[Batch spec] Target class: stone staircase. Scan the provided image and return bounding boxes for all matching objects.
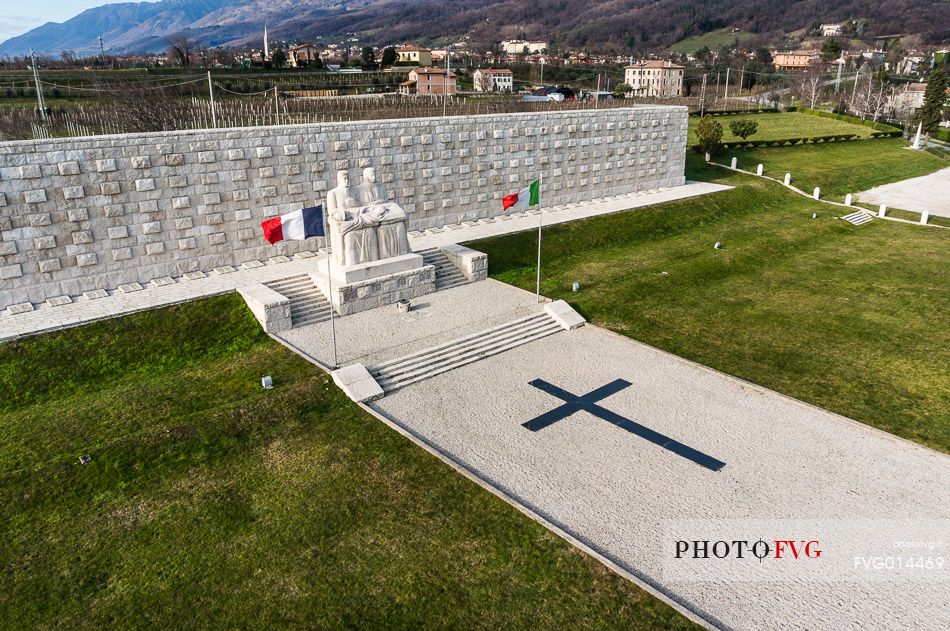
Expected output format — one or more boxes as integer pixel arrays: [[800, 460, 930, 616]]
[[841, 210, 873, 226], [264, 275, 333, 327], [368, 312, 562, 393], [417, 247, 470, 290]]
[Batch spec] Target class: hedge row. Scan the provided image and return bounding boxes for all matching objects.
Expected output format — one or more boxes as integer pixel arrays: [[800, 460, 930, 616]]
[[694, 134, 864, 151], [934, 128, 950, 143], [800, 108, 902, 133], [689, 108, 780, 117]]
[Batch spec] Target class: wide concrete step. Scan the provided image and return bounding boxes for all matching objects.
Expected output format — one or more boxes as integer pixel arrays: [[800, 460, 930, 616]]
[[417, 247, 471, 291], [369, 312, 561, 392], [265, 274, 334, 328], [376, 320, 559, 385]]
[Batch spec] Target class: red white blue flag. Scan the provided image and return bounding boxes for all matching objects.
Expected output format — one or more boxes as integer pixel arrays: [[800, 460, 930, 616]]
[[261, 205, 325, 244]]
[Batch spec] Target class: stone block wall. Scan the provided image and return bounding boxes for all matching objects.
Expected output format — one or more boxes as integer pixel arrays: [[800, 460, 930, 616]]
[[0, 106, 687, 309]]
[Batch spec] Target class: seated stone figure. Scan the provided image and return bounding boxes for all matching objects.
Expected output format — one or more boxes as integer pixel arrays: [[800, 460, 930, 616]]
[[326, 169, 364, 264], [332, 208, 380, 266], [356, 167, 385, 205], [368, 204, 410, 259]]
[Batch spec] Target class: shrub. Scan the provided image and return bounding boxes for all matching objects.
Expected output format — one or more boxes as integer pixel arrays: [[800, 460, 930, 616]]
[[728, 119, 759, 140], [696, 115, 724, 155]]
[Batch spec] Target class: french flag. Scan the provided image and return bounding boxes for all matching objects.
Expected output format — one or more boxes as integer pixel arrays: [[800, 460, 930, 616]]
[[261, 205, 325, 244]]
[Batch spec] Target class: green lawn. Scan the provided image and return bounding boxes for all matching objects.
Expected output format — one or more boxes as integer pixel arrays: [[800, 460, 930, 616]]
[[669, 29, 756, 54], [470, 156, 950, 454], [687, 112, 875, 145], [0, 294, 693, 629], [724, 138, 947, 200]]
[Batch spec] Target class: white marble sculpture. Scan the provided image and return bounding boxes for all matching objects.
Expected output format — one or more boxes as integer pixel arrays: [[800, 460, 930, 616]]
[[327, 165, 410, 266]]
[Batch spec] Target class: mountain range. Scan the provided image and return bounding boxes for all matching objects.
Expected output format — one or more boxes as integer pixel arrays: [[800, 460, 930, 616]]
[[1, 0, 947, 58]]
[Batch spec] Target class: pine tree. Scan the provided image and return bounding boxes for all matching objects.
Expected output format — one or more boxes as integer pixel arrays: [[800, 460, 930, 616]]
[[917, 70, 948, 135]]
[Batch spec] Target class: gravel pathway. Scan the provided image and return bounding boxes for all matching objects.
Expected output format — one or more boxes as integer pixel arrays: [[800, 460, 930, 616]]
[[856, 167, 950, 216], [369, 283, 950, 630]]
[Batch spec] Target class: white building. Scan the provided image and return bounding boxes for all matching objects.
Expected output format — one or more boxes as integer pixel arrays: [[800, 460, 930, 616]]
[[887, 82, 928, 118], [501, 40, 547, 55], [820, 23, 844, 37], [623, 60, 685, 97], [473, 68, 513, 92]]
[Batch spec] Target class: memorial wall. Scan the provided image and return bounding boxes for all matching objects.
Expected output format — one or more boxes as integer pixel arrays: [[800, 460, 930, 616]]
[[0, 106, 687, 309]]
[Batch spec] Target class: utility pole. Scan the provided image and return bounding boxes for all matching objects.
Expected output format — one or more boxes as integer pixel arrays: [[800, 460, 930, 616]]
[[699, 73, 707, 116], [715, 72, 720, 102], [443, 47, 450, 116], [738, 65, 745, 96], [98, 35, 106, 67], [850, 65, 861, 108], [834, 57, 843, 94], [724, 67, 730, 99], [595, 73, 601, 104], [539, 57, 545, 86], [30, 49, 47, 122], [207, 71, 217, 128]]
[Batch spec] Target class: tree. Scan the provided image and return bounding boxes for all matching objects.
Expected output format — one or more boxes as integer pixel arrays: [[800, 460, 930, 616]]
[[361, 46, 375, 68], [475, 71, 494, 92], [853, 72, 892, 121], [696, 115, 723, 155], [381, 46, 397, 67], [167, 35, 199, 68], [796, 66, 825, 109], [820, 39, 842, 62], [271, 47, 287, 69], [917, 70, 949, 135], [728, 119, 758, 140]]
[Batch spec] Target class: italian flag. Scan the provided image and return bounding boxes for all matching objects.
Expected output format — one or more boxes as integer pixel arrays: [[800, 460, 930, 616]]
[[261, 205, 325, 244], [502, 178, 540, 211]]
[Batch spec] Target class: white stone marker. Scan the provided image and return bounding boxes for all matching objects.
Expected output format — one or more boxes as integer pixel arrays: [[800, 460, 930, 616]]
[[845, 193, 853, 206], [813, 187, 821, 200], [756, 164, 764, 176], [730, 157, 738, 169], [911, 122, 922, 149], [705, 152, 711, 162], [783, 172, 791, 186], [878, 204, 887, 217], [920, 211, 929, 225]]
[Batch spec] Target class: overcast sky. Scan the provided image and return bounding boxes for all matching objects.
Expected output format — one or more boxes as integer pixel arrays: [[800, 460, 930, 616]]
[[0, 1, 140, 42]]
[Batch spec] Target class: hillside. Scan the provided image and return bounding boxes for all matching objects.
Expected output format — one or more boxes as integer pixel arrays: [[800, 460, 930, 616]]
[[1, 0, 947, 57]]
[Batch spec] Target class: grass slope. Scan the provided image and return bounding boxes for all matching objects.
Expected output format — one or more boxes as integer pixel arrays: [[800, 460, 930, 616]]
[[470, 157, 950, 453], [0, 294, 693, 629], [725, 138, 947, 200], [687, 112, 875, 145]]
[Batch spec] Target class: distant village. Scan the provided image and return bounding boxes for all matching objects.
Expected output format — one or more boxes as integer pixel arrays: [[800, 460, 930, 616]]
[[2, 19, 948, 127]]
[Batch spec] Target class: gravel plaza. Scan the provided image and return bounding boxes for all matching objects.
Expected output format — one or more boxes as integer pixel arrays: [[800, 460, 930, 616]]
[[279, 276, 950, 631]]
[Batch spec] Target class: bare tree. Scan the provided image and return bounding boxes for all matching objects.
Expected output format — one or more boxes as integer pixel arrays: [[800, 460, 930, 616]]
[[474, 71, 494, 92], [167, 35, 199, 68], [796, 65, 825, 109], [853, 73, 892, 121]]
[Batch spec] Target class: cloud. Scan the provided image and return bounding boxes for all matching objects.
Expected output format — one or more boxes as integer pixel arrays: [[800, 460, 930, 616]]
[[0, 15, 46, 43]]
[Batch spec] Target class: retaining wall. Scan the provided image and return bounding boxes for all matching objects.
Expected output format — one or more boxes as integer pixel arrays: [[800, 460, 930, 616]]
[[0, 106, 687, 309]]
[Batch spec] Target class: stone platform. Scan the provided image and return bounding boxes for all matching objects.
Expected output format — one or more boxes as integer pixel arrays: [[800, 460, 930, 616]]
[[310, 253, 435, 316]]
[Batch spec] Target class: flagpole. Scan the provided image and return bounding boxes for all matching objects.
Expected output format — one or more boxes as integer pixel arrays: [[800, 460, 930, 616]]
[[323, 208, 338, 368], [535, 172, 543, 303]]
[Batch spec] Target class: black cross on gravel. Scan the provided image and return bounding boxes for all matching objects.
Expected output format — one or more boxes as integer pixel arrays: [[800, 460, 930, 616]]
[[523, 379, 726, 472]]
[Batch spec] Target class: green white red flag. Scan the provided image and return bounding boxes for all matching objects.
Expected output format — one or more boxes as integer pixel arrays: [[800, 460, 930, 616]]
[[502, 178, 540, 211]]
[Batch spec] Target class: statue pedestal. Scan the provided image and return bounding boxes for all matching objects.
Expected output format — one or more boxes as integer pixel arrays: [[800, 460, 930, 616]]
[[311, 252, 436, 315]]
